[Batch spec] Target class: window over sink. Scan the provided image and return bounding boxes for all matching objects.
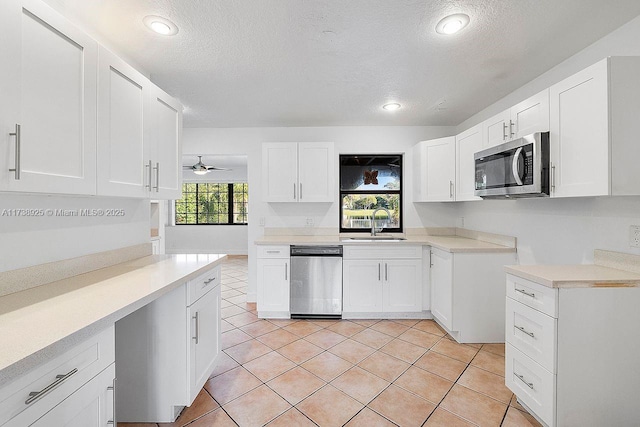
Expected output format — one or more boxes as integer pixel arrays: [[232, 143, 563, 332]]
[[339, 154, 402, 233]]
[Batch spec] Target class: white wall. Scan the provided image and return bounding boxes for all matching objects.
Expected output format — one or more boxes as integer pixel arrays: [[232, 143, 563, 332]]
[[181, 125, 457, 301], [0, 193, 149, 273], [451, 14, 640, 264]]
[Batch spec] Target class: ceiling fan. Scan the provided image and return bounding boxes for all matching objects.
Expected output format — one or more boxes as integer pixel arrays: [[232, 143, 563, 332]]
[[183, 156, 231, 175]]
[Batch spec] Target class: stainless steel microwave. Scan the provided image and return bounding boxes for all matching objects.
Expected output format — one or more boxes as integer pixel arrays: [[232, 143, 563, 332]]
[[474, 132, 550, 198]]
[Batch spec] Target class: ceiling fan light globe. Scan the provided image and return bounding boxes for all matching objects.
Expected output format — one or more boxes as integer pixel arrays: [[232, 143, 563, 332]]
[[193, 169, 209, 175]]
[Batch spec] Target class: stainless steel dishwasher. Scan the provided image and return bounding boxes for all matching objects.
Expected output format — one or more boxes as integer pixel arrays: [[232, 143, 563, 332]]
[[290, 245, 343, 319]]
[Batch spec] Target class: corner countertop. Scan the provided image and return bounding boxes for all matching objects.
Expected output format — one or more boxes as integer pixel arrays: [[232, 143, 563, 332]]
[[255, 234, 516, 253], [0, 253, 226, 387], [505, 250, 640, 288]]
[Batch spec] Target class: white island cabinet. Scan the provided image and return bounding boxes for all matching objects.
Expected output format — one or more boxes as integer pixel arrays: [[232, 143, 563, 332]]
[[0, 327, 115, 427], [504, 266, 640, 427], [115, 265, 221, 423]]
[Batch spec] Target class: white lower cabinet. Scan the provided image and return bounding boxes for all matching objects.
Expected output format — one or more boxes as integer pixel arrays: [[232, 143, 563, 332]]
[[257, 246, 290, 317], [343, 245, 422, 316], [115, 265, 221, 423], [30, 364, 115, 427], [505, 273, 640, 426], [430, 248, 517, 343], [0, 326, 115, 427]]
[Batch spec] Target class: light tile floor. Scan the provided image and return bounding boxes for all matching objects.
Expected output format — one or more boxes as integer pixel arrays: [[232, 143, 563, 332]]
[[120, 256, 541, 427]]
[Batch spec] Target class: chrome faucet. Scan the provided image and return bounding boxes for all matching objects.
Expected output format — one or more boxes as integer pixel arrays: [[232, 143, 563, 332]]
[[371, 207, 391, 236]]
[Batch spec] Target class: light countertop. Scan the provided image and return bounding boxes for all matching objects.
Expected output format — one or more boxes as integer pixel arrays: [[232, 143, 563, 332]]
[[505, 263, 640, 288], [255, 234, 516, 253], [0, 253, 226, 386]]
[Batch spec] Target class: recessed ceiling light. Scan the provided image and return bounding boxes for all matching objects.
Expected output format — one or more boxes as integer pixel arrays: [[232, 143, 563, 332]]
[[143, 15, 179, 36], [382, 103, 401, 111], [436, 13, 470, 35]]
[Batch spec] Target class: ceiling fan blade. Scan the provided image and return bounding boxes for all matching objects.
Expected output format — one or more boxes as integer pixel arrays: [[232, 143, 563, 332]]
[[205, 166, 232, 171]]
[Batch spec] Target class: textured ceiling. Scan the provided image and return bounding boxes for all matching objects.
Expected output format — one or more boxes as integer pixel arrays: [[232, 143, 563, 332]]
[[55, 0, 640, 127]]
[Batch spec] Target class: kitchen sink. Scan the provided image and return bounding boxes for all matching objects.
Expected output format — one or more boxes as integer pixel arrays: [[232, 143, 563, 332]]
[[340, 237, 407, 242]]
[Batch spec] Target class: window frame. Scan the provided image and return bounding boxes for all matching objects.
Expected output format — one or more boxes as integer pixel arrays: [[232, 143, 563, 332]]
[[339, 154, 403, 233], [175, 182, 248, 225]]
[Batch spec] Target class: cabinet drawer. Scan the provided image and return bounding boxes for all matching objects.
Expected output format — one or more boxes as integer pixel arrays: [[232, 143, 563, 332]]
[[188, 265, 221, 305], [0, 326, 115, 426], [506, 274, 558, 318], [257, 245, 290, 258], [506, 297, 557, 373], [505, 343, 556, 427], [344, 245, 421, 260]]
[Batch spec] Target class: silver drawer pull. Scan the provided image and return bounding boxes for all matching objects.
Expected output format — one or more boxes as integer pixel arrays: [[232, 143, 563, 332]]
[[204, 277, 216, 285], [193, 312, 199, 344], [9, 124, 21, 180], [266, 250, 280, 254], [515, 288, 535, 298], [25, 368, 78, 405], [515, 325, 535, 338], [515, 372, 534, 390]]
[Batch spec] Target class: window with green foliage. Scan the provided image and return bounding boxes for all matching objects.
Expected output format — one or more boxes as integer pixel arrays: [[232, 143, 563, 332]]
[[340, 155, 402, 232], [175, 183, 248, 225]]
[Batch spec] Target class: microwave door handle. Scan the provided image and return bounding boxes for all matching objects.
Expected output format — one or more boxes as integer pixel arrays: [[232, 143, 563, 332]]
[[512, 147, 524, 186]]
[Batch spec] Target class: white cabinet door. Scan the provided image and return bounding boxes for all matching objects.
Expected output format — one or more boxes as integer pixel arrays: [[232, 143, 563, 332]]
[[189, 284, 220, 402], [550, 59, 609, 198], [482, 109, 511, 148], [455, 125, 482, 201], [1, 0, 97, 195], [424, 137, 456, 202], [343, 260, 383, 312], [97, 46, 150, 197], [257, 258, 290, 313], [30, 364, 114, 427], [262, 143, 298, 202], [298, 142, 334, 202], [430, 248, 453, 331], [149, 84, 182, 200], [512, 89, 549, 138], [383, 259, 422, 312]]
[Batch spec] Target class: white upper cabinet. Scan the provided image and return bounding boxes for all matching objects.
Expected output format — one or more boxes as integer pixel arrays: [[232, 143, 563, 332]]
[[0, 0, 97, 195], [149, 84, 183, 200], [262, 142, 334, 203], [549, 57, 640, 198], [482, 89, 549, 148], [413, 136, 456, 202], [97, 46, 150, 198], [455, 124, 482, 201]]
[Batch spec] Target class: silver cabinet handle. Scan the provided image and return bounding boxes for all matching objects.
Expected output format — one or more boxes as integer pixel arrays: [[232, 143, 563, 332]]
[[515, 372, 534, 390], [551, 163, 556, 192], [509, 120, 516, 137], [515, 288, 535, 298], [145, 160, 152, 190], [285, 262, 288, 280], [192, 312, 199, 344], [9, 124, 21, 180], [153, 162, 160, 192], [430, 251, 433, 267], [502, 122, 508, 140], [449, 181, 454, 198], [385, 263, 388, 281], [515, 325, 535, 338], [107, 377, 116, 425], [266, 250, 280, 254], [293, 183, 296, 200], [300, 183, 302, 200], [378, 263, 381, 281], [25, 368, 78, 405], [204, 277, 216, 285]]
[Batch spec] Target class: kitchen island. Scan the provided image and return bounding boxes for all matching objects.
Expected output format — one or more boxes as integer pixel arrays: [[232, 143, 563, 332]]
[[0, 248, 226, 425]]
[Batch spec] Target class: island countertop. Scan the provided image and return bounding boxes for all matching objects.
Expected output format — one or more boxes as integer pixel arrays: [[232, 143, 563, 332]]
[[0, 253, 226, 387]]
